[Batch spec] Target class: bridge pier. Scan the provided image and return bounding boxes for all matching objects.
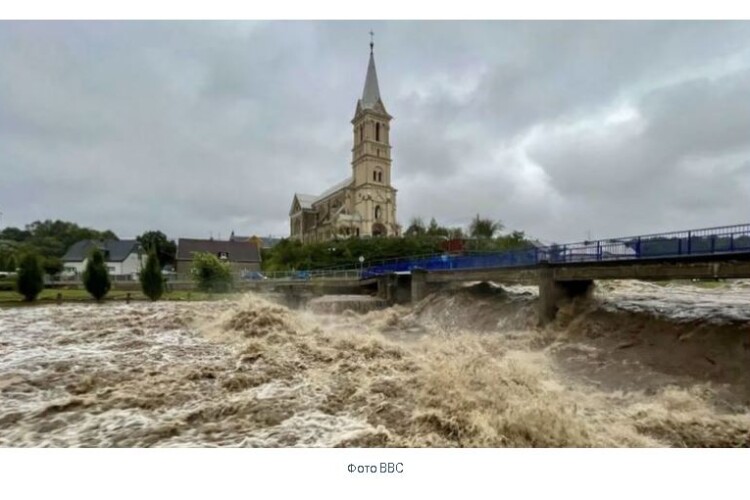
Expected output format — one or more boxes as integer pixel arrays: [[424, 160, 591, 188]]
[[411, 268, 428, 303], [278, 286, 311, 309], [538, 265, 593, 325], [376, 274, 392, 303], [376, 273, 410, 305]]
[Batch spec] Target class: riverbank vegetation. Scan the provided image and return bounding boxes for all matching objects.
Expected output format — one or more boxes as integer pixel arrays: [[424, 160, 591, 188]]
[[0, 288, 236, 307], [263, 215, 533, 271]]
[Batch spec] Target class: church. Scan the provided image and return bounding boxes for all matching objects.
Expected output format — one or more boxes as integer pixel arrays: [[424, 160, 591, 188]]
[[289, 40, 399, 242]]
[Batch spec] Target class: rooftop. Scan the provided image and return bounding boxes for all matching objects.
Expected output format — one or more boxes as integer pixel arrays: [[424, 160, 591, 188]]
[[176, 238, 261, 263], [62, 239, 140, 263]]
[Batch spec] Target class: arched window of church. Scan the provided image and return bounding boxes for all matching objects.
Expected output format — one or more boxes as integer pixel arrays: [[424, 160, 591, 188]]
[[376, 123, 380, 142], [375, 205, 381, 220], [378, 172, 383, 182], [359, 125, 363, 142], [373, 171, 377, 181]]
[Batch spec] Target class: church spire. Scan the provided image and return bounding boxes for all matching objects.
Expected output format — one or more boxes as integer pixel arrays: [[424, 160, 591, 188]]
[[361, 34, 382, 110]]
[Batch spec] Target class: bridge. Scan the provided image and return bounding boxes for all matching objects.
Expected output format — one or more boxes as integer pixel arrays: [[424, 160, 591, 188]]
[[252, 223, 750, 323]]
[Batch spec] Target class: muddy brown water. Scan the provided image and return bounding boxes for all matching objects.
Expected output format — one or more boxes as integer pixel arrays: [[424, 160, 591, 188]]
[[0, 281, 749, 447]]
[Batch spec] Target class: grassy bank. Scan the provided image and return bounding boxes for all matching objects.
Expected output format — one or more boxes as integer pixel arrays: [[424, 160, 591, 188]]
[[0, 288, 243, 307]]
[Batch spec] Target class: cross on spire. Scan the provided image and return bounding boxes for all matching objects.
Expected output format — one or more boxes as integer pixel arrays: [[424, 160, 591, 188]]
[[369, 30, 374, 53]]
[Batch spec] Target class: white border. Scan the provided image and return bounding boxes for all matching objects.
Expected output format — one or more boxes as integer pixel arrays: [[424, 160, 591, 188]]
[[2, 448, 749, 499], [2, 0, 750, 20], [2, 8, 749, 500]]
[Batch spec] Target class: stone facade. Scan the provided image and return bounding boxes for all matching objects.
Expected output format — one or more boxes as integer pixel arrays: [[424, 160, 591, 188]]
[[289, 44, 399, 243]]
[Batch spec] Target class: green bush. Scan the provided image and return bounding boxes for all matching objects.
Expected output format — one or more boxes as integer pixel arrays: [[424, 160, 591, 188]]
[[0, 279, 15, 292], [83, 248, 111, 301], [16, 252, 44, 301], [191, 252, 233, 293], [262, 230, 534, 272], [139, 250, 164, 301], [263, 235, 445, 272], [43, 256, 64, 277], [0, 245, 18, 272]]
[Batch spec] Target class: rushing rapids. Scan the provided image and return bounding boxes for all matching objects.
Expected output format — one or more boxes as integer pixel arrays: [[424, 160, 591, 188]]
[[0, 280, 749, 447]]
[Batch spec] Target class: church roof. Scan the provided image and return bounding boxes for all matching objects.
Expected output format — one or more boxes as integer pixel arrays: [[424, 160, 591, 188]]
[[295, 194, 318, 209], [290, 177, 353, 216], [315, 176, 352, 202]]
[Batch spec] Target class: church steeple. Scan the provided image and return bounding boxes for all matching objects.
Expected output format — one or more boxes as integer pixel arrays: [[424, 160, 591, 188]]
[[356, 34, 389, 116], [351, 35, 393, 192], [289, 34, 399, 243], [361, 46, 382, 109]]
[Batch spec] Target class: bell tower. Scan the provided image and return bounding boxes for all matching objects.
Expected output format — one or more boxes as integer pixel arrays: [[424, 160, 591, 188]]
[[350, 35, 398, 237]]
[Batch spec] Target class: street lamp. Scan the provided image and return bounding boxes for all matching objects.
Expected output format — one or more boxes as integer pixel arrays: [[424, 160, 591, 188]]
[[358, 255, 365, 277]]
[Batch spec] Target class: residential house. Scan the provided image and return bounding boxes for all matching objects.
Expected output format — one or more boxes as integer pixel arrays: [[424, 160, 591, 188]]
[[176, 238, 262, 278], [62, 240, 143, 277]]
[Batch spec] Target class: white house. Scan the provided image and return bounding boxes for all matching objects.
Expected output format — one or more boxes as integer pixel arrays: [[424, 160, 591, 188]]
[[62, 240, 143, 277]]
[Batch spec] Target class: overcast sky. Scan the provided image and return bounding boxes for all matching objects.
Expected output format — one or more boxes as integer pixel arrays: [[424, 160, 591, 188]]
[[1, 21, 750, 243]]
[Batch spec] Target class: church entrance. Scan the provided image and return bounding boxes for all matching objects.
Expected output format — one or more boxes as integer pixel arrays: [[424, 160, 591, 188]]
[[372, 223, 386, 237]]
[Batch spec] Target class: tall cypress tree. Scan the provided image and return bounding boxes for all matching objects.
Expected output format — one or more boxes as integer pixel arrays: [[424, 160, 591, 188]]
[[83, 247, 111, 302], [16, 252, 44, 302], [139, 250, 164, 301]]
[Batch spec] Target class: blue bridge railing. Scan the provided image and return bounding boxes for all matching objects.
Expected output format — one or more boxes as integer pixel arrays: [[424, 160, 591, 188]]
[[360, 223, 750, 279]]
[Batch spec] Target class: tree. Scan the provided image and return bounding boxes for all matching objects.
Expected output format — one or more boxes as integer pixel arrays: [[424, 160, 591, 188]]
[[0, 242, 19, 272], [139, 250, 164, 301], [449, 227, 465, 239], [137, 230, 177, 269], [2, 220, 118, 262], [262, 235, 446, 272], [191, 252, 233, 293], [25, 219, 118, 258], [83, 248, 111, 301], [469, 214, 504, 239], [16, 252, 44, 302], [42, 256, 64, 277], [0, 227, 31, 242], [425, 217, 453, 238], [404, 217, 426, 236]]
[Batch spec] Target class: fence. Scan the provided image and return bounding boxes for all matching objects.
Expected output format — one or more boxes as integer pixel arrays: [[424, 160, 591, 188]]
[[237, 269, 363, 282], [359, 223, 750, 278]]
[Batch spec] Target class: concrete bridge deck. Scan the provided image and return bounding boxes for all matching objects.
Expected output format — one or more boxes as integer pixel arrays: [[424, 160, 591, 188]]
[[354, 223, 750, 323], [388, 253, 750, 323]]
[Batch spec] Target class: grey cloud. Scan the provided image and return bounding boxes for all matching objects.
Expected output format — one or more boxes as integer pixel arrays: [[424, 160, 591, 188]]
[[525, 66, 750, 239], [1, 21, 750, 243]]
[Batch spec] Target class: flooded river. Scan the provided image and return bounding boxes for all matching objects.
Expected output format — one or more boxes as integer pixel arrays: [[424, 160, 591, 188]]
[[1, 280, 749, 447]]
